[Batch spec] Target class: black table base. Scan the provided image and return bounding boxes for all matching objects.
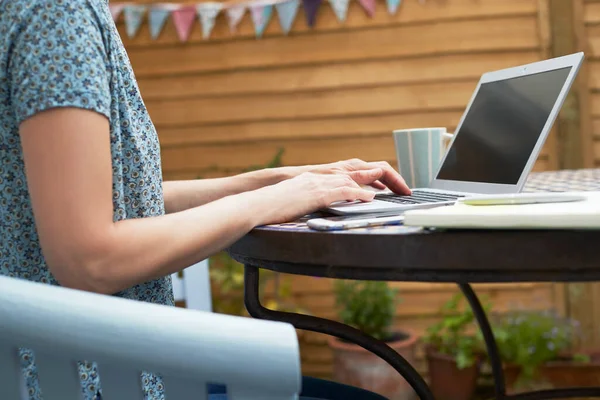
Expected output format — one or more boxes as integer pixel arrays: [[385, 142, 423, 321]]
[[244, 264, 600, 400]]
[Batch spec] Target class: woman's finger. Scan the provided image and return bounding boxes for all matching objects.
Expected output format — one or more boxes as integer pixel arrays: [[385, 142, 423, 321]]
[[368, 162, 411, 195], [328, 186, 376, 204], [368, 180, 386, 190], [347, 168, 385, 185]]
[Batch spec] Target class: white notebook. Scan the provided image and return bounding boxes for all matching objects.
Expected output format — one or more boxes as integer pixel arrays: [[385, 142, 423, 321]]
[[403, 191, 600, 230]]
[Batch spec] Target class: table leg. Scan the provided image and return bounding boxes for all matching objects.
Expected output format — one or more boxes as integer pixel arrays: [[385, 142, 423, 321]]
[[459, 283, 600, 400], [244, 264, 435, 400]]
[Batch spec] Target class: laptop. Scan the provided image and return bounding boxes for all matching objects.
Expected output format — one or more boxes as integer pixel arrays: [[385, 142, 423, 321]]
[[326, 52, 585, 215]]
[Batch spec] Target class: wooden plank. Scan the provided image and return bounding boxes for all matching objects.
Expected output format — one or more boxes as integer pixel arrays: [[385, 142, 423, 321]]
[[148, 80, 477, 125], [538, 0, 552, 55], [162, 154, 552, 179], [270, 275, 551, 295], [161, 136, 399, 171], [573, 0, 595, 168], [163, 169, 239, 181], [549, 0, 588, 169], [119, 0, 538, 46], [565, 283, 596, 349], [537, 0, 559, 170], [157, 111, 463, 146], [556, 0, 597, 348], [587, 92, 600, 116], [587, 61, 600, 89], [592, 283, 600, 348], [289, 286, 554, 319], [584, 26, 600, 58], [584, 2, 600, 24], [591, 118, 600, 136], [127, 17, 540, 76], [533, 156, 551, 172], [160, 133, 553, 173], [138, 51, 540, 100]]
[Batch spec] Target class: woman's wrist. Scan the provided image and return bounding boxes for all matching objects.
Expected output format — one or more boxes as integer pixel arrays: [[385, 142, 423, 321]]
[[234, 166, 305, 189]]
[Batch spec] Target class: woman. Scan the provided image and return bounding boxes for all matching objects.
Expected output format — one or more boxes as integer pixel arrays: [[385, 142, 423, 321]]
[[0, 1, 410, 399]]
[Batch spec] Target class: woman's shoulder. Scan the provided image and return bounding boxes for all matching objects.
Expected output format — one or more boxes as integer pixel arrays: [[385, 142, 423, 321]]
[[1, 0, 111, 31]]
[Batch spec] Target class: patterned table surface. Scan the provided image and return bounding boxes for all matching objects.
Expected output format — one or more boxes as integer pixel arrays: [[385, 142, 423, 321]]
[[260, 168, 600, 235]]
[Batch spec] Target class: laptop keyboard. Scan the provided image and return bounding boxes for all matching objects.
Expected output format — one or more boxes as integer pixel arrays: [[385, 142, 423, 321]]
[[375, 190, 465, 205]]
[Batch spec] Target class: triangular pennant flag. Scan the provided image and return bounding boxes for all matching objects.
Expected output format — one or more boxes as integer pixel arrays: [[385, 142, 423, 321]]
[[250, 4, 273, 38], [302, 0, 322, 27], [226, 5, 246, 33], [123, 4, 147, 38], [276, 0, 300, 35], [171, 6, 197, 42], [109, 3, 126, 22], [148, 7, 171, 39], [328, 0, 349, 22], [358, 0, 376, 17], [386, 0, 401, 14], [197, 2, 224, 40]]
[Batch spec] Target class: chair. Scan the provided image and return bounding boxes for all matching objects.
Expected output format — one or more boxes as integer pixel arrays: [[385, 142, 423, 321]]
[[171, 259, 213, 311], [0, 275, 302, 400]]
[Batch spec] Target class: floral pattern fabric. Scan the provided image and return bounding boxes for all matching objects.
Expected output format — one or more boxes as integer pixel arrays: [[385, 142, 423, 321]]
[[0, 0, 174, 399]]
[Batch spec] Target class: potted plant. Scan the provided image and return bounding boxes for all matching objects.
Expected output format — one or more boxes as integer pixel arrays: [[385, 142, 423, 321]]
[[329, 280, 418, 400], [490, 310, 600, 392], [423, 293, 487, 400]]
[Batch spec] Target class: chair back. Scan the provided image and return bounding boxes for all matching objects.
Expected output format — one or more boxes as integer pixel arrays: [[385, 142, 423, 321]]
[[0, 275, 301, 400]]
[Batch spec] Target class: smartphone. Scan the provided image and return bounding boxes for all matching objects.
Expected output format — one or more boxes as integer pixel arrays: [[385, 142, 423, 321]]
[[307, 213, 405, 231], [458, 192, 587, 206]]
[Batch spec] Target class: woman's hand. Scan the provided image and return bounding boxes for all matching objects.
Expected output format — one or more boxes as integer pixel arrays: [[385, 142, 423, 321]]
[[245, 169, 388, 225], [305, 158, 411, 195]]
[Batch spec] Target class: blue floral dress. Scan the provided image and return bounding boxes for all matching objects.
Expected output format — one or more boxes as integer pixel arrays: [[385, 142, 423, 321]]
[[0, 1, 174, 398]]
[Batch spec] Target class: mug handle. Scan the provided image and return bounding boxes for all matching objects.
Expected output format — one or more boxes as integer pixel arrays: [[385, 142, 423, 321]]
[[442, 131, 454, 147]]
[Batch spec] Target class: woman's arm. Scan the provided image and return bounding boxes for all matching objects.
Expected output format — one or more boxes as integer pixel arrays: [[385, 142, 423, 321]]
[[20, 108, 379, 295], [163, 159, 410, 213], [162, 167, 303, 213]]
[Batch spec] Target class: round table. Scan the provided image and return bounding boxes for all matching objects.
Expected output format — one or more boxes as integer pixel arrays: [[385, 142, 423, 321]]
[[228, 168, 600, 400]]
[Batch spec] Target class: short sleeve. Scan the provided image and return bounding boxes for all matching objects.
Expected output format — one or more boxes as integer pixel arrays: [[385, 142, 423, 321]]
[[9, 0, 111, 125]]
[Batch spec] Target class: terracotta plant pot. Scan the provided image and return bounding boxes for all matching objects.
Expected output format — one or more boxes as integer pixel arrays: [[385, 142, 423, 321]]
[[502, 364, 522, 393], [425, 347, 480, 400], [328, 330, 419, 400], [541, 353, 600, 387], [503, 350, 600, 393]]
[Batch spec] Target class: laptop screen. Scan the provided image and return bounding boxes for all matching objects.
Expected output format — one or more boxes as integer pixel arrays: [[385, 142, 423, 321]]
[[435, 67, 572, 184]]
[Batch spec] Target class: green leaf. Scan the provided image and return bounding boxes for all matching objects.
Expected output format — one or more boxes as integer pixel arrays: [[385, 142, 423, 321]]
[[455, 351, 473, 369], [333, 280, 399, 338]]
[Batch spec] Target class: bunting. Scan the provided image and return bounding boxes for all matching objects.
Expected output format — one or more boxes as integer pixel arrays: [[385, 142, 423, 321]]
[[110, 3, 126, 22], [250, 3, 273, 38], [148, 5, 173, 39], [328, 0, 349, 23], [358, 0, 376, 17], [108, 0, 419, 41], [302, 0, 322, 27], [172, 6, 197, 42], [276, 0, 300, 35], [226, 5, 246, 33], [386, 0, 402, 15], [197, 2, 224, 39], [123, 4, 147, 38]]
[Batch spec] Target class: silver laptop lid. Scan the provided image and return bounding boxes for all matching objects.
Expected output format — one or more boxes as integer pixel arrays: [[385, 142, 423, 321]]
[[430, 52, 584, 195]]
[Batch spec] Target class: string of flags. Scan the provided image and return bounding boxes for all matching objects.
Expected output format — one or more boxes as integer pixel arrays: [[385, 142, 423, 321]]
[[109, 0, 423, 41]]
